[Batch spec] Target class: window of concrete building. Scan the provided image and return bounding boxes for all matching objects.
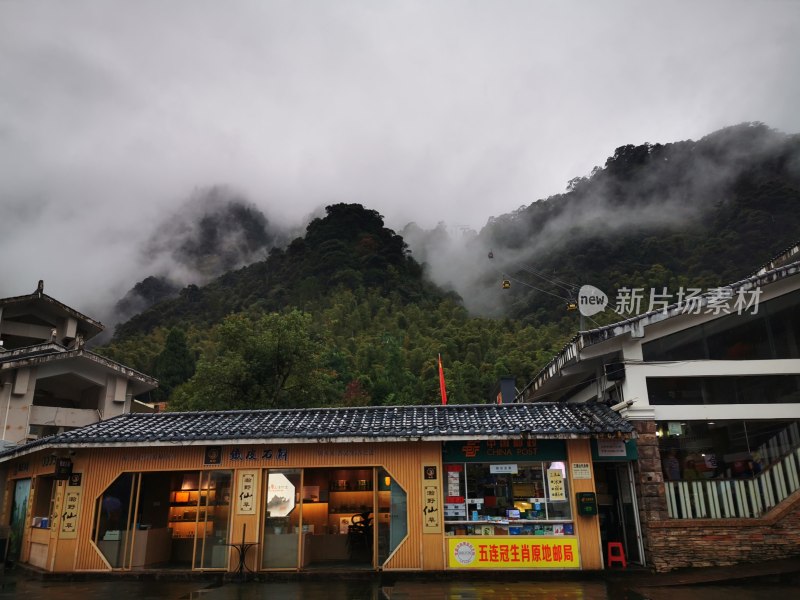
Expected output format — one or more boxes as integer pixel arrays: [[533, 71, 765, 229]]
[[656, 419, 799, 482], [642, 289, 800, 362], [647, 375, 800, 405]]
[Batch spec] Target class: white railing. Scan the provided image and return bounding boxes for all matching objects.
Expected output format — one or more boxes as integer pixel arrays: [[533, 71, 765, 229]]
[[758, 422, 800, 465], [666, 446, 800, 519]]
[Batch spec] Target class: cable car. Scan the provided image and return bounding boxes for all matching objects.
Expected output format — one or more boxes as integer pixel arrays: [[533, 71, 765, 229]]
[[488, 250, 494, 259], [502, 279, 511, 289], [566, 301, 578, 311]]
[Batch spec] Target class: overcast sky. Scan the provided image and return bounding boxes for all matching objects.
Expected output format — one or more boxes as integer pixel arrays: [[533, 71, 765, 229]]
[[2, 0, 799, 314]]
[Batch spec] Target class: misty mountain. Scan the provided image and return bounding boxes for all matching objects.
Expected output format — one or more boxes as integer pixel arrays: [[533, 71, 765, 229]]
[[407, 122, 800, 322], [100, 123, 800, 409], [111, 203, 447, 340], [111, 186, 293, 324]]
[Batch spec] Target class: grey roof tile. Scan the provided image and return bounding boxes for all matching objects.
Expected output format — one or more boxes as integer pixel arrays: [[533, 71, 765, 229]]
[[0, 403, 634, 460]]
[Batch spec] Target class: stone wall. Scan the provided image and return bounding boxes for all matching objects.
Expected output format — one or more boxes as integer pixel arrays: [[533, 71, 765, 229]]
[[630, 420, 667, 565], [631, 419, 800, 572], [645, 490, 800, 571]]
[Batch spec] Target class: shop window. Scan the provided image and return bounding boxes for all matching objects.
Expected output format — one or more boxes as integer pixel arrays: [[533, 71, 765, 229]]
[[30, 476, 56, 529], [443, 462, 572, 537], [656, 419, 799, 481]]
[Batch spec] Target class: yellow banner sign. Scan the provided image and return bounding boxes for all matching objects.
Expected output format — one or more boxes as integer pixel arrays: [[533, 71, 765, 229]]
[[447, 537, 580, 569]]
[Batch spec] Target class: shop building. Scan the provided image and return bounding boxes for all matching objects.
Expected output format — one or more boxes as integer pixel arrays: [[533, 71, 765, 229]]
[[0, 403, 633, 574], [522, 246, 800, 571]]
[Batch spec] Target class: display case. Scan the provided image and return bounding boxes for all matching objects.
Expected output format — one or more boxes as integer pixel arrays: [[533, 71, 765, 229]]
[[443, 461, 573, 537], [168, 474, 229, 540]]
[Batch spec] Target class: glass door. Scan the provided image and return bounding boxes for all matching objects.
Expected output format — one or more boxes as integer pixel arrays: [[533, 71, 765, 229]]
[[615, 463, 644, 566], [192, 470, 232, 569], [261, 468, 302, 569], [94, 473, 138, 568], [376, 468, 407, 566]]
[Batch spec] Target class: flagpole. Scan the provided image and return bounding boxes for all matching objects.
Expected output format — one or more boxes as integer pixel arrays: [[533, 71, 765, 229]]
[[438, 353, 448, 405]]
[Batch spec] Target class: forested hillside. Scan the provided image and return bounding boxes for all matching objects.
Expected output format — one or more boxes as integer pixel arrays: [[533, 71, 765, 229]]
[[101, 123, 800, 410], [474, 123, 800, 322], [102, 204, 565, 408]]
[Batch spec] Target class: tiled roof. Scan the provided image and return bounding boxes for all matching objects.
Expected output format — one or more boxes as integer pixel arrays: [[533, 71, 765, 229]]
[[0, 290, 104, 339], [0, 403, 634, 460]]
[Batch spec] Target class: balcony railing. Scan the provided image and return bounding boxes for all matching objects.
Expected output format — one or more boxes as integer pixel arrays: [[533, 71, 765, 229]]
[[666, 447, 800, 519], [28, 405, 100, 429]]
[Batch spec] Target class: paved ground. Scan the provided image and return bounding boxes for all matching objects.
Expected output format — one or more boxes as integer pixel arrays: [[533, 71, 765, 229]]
[[0, 558, 797, 599]]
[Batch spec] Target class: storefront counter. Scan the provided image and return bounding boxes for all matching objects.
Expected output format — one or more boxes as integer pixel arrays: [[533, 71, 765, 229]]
[[130, 527, 172, 567], [28, 526, 51, 569], [305, 533, 349, 563]]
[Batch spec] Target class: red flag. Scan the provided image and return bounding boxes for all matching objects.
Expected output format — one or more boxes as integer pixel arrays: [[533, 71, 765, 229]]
[[438, 354, 448, 405]]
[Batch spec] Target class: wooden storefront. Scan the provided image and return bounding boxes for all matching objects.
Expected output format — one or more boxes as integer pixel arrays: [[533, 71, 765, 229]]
[[0, 404, 634, 574]]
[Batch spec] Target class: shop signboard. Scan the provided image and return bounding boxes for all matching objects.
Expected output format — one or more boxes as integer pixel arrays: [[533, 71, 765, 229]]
[[489, 464, 518, 474], [447, 537, 580, 569], [60, 485, 81, 539], [422, 465, 442, 533], [443, 440, 566, 463], [237, 470, 258, 514], [591, 439, 638, 462]]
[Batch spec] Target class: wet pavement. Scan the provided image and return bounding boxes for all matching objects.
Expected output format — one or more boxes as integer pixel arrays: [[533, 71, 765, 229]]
[[2, 557, 800, 600], [1, 575, 799, 600]]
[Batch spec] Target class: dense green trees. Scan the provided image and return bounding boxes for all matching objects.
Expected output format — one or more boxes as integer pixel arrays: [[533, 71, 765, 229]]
[[169, 311, 336, 411]]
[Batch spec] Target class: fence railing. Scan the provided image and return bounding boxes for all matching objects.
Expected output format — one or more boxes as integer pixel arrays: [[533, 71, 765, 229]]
[[665, 446, 800, 519]]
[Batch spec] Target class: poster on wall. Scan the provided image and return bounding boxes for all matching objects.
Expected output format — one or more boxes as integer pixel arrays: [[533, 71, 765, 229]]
[[547, 469, 566, 502], [571, 462, 591, 480], [266, 472, 295, 517], [237, 470, 258, 515]]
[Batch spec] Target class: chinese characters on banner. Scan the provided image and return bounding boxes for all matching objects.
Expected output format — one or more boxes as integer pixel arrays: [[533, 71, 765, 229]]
[[547, 469, 566, 501], [228, 447, 288, 462], [60, 475, 82, 539], [237, 470, 258, 514], [422, 465, 441, 533], [447, 537, 580, 569]]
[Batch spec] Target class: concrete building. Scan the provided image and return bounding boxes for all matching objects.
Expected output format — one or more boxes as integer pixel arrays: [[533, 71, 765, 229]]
[[522, 244, 800, 571], [0, 281, 157, 447]]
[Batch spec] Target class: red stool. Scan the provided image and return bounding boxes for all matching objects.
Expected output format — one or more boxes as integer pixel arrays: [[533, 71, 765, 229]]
[[607, 542, 627, 568]]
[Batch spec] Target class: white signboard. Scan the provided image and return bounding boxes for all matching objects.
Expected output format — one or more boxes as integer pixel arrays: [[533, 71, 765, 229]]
[[489, 464, 518, 475], [571, 462, 592, 480], [596, 439, 628, 458]]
